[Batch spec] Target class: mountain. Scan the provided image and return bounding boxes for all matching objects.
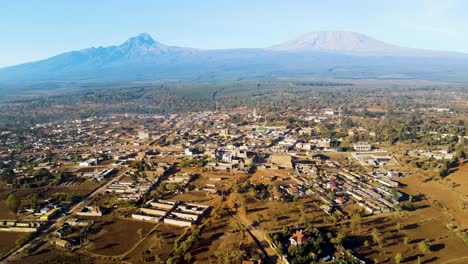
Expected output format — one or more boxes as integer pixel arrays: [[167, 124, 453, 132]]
[[270, 31, 414, 55], [270, 31, 400, 53], [1, 31, 468, 87], [269, 31, 463, 57]]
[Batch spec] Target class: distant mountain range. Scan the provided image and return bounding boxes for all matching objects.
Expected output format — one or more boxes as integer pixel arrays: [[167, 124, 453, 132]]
[[1, 31, 468, 86]]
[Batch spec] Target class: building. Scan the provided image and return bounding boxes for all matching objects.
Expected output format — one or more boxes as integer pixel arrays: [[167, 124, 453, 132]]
[[53, 239, 72, 249], [40, 208, 60, 221], [79, 158, 97, 167], [219, 128, 229, 137], [289, 230, 308, 246], [138, 131, 151, 140], [76, 206, 102, 217], [353, 142, 372, 151]]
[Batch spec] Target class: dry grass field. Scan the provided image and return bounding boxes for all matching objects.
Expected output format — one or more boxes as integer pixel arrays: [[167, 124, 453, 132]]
[[341, 162, 468, 263], [123, 223, 186, 263], [0, 232, 23, 258], [86, 217, 155, 257]]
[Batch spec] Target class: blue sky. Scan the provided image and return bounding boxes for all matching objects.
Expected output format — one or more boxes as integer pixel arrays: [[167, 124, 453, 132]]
[[0, 0, 467, 67]]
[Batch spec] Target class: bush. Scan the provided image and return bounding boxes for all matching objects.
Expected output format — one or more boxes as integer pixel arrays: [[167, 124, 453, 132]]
[[417, 240, 430, 253]]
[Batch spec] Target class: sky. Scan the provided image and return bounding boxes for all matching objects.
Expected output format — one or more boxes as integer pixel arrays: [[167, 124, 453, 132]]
[[0, 0, 467, 67]]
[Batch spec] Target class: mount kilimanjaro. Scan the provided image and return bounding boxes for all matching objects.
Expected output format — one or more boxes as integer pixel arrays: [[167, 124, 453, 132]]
[[1, 31, 467, 85]]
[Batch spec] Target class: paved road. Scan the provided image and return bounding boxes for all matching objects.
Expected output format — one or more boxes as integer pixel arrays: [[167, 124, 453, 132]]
[[0, 168, 128, 264]]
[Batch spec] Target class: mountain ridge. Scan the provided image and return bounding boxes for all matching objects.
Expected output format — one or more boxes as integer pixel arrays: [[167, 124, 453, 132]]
[[1, 31, 467, 85]]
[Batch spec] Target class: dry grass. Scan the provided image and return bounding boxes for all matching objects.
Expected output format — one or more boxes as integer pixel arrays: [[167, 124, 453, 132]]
[[87, 217, 155, 256], [0, 232, 22, 257]]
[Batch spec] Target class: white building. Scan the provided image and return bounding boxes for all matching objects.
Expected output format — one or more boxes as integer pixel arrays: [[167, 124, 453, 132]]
[[138, 132, 151, 140], [79, 158, 97, 167], [353, 142, 372, 151]]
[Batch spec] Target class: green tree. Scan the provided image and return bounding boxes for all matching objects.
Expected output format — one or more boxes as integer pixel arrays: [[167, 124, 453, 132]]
[[350, 212, 362, 231], [371, 228, 383, 248], [87, 242, 96, 250], [418, 240, 431, 253], [6, 194, 20, 214], [394, 253, 403, 264], [184, 253, 192, 262], [417, 256, 422, 264], [403, 237, 410, 245], [394, 222, 402, 231], [30, 194, 38, 210], [137, 228, 144, 238]]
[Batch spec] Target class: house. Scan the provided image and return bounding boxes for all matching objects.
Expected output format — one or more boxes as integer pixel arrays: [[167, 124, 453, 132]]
[[138, 131, 151, 139], [53, 238, 72, 249], [76, 206, 102, 217], [289, 229, 308, 246], [334, 196, 347, 205], [40, 208, 60, 221], [79, 158, 97, 167], [353, 142, 372, 151], [219, 128, 229, 137]]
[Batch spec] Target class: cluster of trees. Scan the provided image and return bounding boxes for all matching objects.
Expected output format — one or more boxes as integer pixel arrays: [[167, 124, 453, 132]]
[[166, 229, 200, 264], [180, 155, 210, 168], [0, 166, 66, 189], [438, 147, 466, 178], [270, 226, 327, 264]]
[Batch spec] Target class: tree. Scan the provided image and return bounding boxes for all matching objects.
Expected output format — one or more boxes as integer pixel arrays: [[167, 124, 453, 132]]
[[6, 194, 20, 214], [417, 256, 422, 264], [137, 228, 144, 238], [350, 212, 362, 231], [87, 242, 96, 250], [256, 213, 264, 224], [371, 228, 383, 248], [141, 249, 150, 263], [403, 237, 410, 245], [394, 222, 402, 231], [418, 240, 431, 253], [1, 169, 15, 184], [30, 194, 38, 210], [153, 231, 163, 249], [65, 193, 75, 202], [331, 231, 345, 246], [184, 253, 192, 262], [394, 253, 403, 264]]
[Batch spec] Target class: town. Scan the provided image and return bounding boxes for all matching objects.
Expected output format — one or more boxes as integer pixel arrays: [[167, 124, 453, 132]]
[[1, 100, 466, 264]]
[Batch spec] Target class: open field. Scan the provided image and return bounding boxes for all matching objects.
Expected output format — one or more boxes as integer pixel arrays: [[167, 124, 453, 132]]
[[343, 202, 468, 263], [241, 195, 331, 230], [86, 217, 155, 257], [42, 180, 98, 199], [0, 179, 97, 204], [0, 200, 17, 219], [334, 163, 468, 263], [401, 162, 468, 228], [123, 223, 186, 263], [0, 232, 23, 258], [188, 211, 264, 263]]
